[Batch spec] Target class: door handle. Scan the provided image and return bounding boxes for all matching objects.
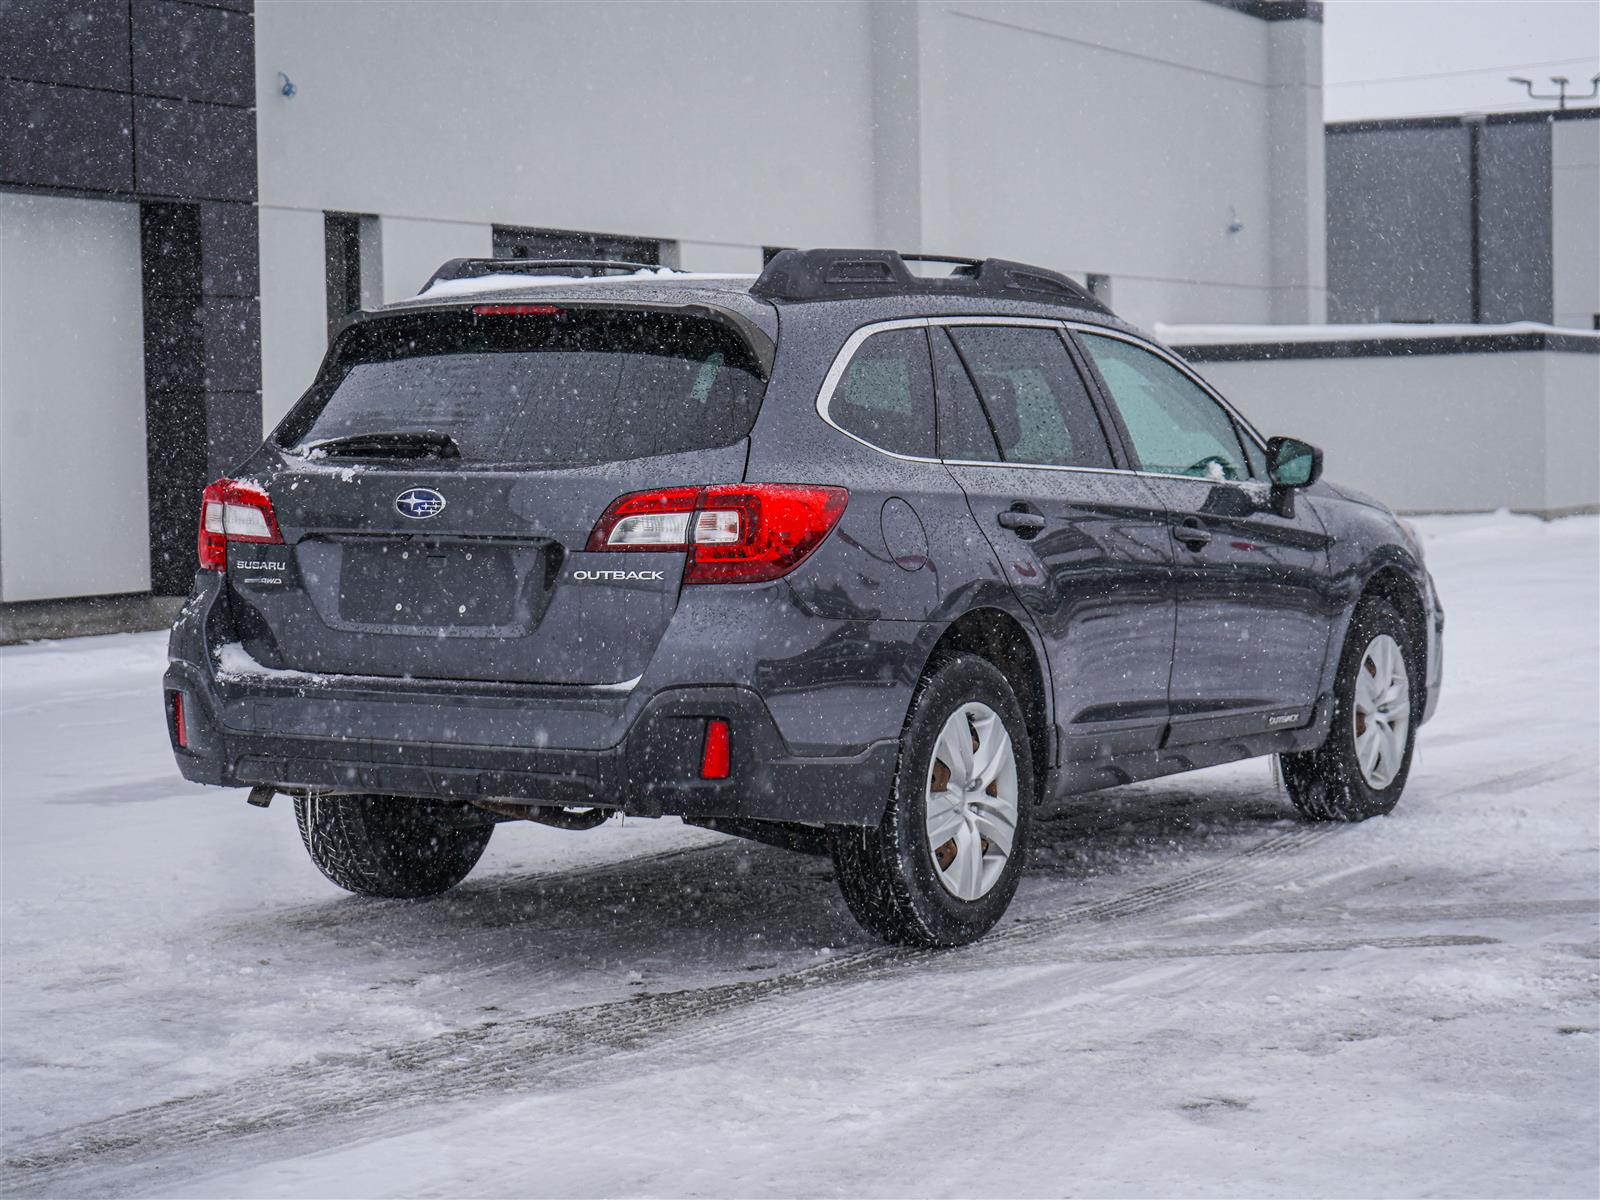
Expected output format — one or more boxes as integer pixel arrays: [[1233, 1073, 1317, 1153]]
[[1173, 518, 1212, 550], [997, 507, 1047, 538]]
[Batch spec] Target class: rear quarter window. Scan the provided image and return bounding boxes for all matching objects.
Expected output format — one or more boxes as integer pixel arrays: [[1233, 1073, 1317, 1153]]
[[277, 308, 766, 468], [827, 326, 936, 458]]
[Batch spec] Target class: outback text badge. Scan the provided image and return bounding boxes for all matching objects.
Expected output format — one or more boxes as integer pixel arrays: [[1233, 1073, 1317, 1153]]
[[395, 488, 446, 519]]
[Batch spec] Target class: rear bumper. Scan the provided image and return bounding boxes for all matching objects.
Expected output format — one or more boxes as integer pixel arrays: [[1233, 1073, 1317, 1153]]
[[163, 575, 902, 827], [166, 661, 896, 825]]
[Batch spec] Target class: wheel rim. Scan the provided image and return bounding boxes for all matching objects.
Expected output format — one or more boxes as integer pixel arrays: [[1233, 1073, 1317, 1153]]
[[925, 702, 1019, 901], [1352, 633, 1410, 790]]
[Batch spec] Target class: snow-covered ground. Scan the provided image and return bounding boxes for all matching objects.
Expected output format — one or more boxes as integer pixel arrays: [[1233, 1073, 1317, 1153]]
[[2, 513, 1596, 1198]]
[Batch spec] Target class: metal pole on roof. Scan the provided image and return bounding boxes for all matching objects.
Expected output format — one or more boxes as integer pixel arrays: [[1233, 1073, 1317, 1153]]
[[1507, 74, 1600, 111], [1462, 113, 1485, 324]]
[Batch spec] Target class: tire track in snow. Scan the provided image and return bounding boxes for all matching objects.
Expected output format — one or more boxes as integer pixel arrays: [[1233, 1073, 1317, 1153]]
[[656, 828, 1346, 1051], [2, 824, 1386, 1194]]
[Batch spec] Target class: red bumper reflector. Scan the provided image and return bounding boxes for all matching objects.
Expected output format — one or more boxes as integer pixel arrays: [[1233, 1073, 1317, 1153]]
[[700, 718, 731, 780], [171, 692, 188, 748]]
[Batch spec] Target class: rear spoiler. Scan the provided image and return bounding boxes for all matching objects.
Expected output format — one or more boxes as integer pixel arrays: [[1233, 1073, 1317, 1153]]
[[323, 296, 776, 379], [751, 248, 1112, 314]]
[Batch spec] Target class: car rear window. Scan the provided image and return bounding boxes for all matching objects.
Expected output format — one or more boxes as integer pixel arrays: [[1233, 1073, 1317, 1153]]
[[276, 308, 766, 467]]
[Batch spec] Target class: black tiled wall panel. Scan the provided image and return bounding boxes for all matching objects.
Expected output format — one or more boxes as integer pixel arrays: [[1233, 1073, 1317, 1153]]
[[200, 295, 262, 392], [206, 391, 266, 478], [133, 96, 256, 201], [132, 0, 254, 107], [0, 79, 134, 191], [200, 201, 259, 296], [0, 0, 131, 90]]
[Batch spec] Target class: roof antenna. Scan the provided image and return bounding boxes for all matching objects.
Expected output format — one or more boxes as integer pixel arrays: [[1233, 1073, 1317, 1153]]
[[1508, 73, 1599, 110]]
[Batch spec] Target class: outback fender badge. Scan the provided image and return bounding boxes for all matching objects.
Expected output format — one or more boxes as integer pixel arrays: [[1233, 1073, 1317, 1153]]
[[395, 488, 446, 519]]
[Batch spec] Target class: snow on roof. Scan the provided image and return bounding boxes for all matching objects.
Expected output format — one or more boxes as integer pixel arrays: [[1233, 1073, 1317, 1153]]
[[416, 269, 757, 300], [1154, 320, 1600, 345]]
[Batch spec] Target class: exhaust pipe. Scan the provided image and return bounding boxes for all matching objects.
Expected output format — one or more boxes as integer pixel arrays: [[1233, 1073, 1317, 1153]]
[[469, 799, 612, 830]]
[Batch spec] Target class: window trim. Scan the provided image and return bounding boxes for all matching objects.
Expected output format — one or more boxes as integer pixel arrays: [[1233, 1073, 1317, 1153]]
[[814, 316, 1273, 489]]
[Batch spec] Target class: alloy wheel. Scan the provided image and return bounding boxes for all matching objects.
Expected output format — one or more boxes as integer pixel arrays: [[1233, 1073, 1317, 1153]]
[[1352, 633, 1410, 790], [925, 702, 1019, 901]]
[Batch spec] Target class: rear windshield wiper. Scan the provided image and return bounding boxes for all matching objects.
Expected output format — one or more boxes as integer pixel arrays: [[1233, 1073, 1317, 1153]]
[[302, 430, 462, 460]]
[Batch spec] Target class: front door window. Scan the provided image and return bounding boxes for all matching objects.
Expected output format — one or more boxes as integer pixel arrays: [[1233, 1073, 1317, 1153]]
[[1077, 333, 1253, 481]]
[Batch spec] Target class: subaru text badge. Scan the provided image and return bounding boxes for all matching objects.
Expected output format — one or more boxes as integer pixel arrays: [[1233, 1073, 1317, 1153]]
[[395, 487, 446, 519]]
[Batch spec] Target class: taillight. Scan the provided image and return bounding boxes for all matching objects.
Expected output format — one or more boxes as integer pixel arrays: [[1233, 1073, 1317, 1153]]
[[688, 485, 848, 584], [198, 478, 283, 571], [584, 486, 701, 552], [585, 484, 848, 584]]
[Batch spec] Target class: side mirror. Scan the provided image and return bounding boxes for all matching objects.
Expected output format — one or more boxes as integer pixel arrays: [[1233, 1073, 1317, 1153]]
[[1267, 436, 1322, 489]]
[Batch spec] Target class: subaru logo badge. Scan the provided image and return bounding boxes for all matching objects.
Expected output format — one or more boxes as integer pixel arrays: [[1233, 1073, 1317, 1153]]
[[395, 488, 446, 520]]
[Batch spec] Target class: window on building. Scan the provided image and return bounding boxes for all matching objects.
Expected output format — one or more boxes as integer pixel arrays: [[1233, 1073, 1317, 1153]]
[[324, 212, 375, 340]]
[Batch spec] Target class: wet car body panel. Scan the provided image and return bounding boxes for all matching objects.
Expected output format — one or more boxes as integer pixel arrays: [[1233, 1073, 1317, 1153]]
[[165, 265, 1443, 827]]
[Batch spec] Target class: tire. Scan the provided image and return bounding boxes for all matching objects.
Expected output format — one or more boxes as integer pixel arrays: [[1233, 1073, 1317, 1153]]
[[1281, 598, 1419, 822], [831, 653, 1034, 947], [294, 794, 494, 898]]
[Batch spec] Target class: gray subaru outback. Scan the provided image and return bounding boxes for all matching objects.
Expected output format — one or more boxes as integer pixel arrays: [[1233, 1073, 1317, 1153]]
[[165, 249, 1443, 946]]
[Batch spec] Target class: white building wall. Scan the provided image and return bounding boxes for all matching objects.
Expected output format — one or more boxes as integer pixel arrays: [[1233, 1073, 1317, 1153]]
[[1542, 351, 1600, 513], [1179, 348, 1600, 514], [377, 217, 492, 306], [1552, 118, 1599, 331], [912, 0, 1321, 328], [251, 0, 1325, 421], [253, 0, 880, 246], [258, 206, 327, 430], [0, 193, 151, 602]]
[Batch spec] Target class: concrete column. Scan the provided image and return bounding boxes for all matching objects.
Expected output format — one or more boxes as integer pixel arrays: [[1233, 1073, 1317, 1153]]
[[869, 0, 923, 253], [1552, 117, 1600, 330], [258, 206, 328, 431], [1266, 18, 1327, 324]]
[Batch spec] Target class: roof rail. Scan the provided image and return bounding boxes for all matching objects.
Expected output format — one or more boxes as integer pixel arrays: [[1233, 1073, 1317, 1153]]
[[750, 248, 1111, 313], [420, 257, 674, 294]]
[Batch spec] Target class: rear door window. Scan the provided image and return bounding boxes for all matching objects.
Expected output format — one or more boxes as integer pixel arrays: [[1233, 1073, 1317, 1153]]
[[277, 308, 766, 467], [1077, 333, 1254, 481], [945, 326, 1114, 469], [828, 326, 935, 458], [931, 328, 999, 461]]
